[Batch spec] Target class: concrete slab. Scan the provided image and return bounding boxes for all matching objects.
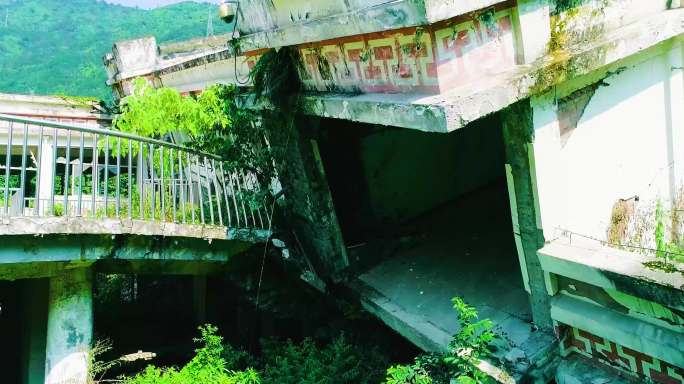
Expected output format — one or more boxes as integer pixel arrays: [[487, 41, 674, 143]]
[[300, 9, 684, 132], [539, 238, 684, 311], [555, 355, 640, 384], [352, 183, 557, 381], [0, 234, 257, 280], [0, 216, 271, 242]]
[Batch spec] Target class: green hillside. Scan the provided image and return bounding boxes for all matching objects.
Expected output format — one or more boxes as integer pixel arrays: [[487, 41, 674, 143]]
[[0, 0, 225, 100]]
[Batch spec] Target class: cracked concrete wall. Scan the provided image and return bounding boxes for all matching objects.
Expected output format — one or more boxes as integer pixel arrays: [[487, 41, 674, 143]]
[[532, 42, 684, 243]]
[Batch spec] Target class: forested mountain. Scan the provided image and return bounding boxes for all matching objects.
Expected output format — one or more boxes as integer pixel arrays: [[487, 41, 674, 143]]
[[0, 0, 224, 100]]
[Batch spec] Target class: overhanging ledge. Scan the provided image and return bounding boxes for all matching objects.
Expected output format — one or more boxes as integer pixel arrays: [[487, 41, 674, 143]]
[[298, 9, 684, 133], [538, 238, 684, 311]]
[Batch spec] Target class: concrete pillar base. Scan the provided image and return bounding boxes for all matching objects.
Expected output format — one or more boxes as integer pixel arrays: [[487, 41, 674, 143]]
[[45, 268, 93, 384]]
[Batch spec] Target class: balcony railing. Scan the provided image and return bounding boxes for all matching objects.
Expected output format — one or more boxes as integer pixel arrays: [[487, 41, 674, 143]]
[[0, 114, 270, 232]]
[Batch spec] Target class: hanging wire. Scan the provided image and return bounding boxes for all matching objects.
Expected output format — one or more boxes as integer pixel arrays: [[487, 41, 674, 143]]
[[255, 120, 296, 310], [224, 1, 252, 86]]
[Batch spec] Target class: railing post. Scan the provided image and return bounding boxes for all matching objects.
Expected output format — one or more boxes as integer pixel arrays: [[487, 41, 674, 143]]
[[148, 144, 155, 222], [186, 152, 195, 224], [194, 155, 205, 224], [211, 159, 223, 226], [19, 123, 28, 216], [138, 142, 144, 220], [104, 137, 110, 218], [171, 149, 177, 223], [91, 133, 98, 218], [77, 132, 85, 217], [116, 137, 121, 218], [51, 127, 57, 216], [63, 131, 71, 217], [218, 162, 232, 228], [160, 147, 165, 221], [34, 125, 44, 216], [128, 140, 133, 220], [4, 121, 12, 216], [178, 151, 186, 224], [203, 157, 214, 225]]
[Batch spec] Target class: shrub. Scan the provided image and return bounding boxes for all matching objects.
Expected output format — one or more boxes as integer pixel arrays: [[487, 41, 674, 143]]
[[123, 325, 260, 384], [259, 334, 388, 384], [384, 297, 498, 384]]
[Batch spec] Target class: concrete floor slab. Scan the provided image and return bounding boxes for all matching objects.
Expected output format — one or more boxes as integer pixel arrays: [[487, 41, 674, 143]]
[[352, 182, 557, 381]]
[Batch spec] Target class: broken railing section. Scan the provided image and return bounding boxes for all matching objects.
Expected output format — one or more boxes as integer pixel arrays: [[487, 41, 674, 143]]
[[0, 114, 270, 230]]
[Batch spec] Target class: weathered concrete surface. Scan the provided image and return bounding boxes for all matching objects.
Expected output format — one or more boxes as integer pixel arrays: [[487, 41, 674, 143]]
[[239, 0, 429, 52], [502, 100, 552, 328], [300, 9, 684, 132], [0, 93, 111, 124], [0, 234, 255, 280], [237, 0, 516, 51], [266, 114, 349, 280], [512, 0, 551, 64], [351, 185, 557, 382], [0, 216, 270, 242], [531, 41, 684, 247], [539, 237, 684, 311], [45, 268, 92, 384], [555, 355, 638, 384]]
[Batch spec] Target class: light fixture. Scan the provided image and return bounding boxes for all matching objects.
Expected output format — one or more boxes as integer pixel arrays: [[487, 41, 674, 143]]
[[218, 1, 240, 24]]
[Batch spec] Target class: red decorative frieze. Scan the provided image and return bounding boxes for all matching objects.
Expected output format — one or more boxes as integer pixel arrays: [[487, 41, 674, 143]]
[[296, 7, 516, 95], [557, 324, 684, 384]]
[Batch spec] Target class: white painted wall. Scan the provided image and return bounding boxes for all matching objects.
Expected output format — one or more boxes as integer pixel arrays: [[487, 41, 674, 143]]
[[532, 42, 684, 242]]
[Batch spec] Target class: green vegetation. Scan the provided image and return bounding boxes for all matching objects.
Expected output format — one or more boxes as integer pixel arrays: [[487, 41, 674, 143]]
[[0, 0, 224, 100], [124, 325, 260, 384], [385, 298, 497, 384], [115, 79, 228, 143], [112, 297, 496, 384], [121, 325, 388, 384], [114, 79, 274, 210], [258, 335, 388, 384], [654, 200, 684, 263]]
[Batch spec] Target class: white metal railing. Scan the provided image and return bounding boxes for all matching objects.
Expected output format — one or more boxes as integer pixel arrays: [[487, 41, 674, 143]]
[[0, 113, 270, 231]]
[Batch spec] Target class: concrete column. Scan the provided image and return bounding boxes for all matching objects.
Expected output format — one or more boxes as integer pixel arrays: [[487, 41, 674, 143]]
[[193, 275, 207, 325], [501, 100, 552, 328], [45, 268, 93, 384], [266, 113, 349, 281], [512, 0, 551, 64], [38, 135, 55, 215]]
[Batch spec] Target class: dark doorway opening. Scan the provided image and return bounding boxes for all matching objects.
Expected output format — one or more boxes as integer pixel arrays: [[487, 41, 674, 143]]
[[316, 115, 550, 365]]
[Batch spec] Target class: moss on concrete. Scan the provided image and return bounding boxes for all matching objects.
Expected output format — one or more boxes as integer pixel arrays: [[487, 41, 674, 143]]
[[528, 1, 613, 96]]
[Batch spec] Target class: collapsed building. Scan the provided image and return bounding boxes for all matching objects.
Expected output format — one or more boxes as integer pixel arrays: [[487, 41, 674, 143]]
[[0, 0, 680, 382], [105, 0, 684, 382]]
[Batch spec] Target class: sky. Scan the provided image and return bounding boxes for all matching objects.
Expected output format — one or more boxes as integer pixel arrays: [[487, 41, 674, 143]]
[[104, 0, 221, 9]]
